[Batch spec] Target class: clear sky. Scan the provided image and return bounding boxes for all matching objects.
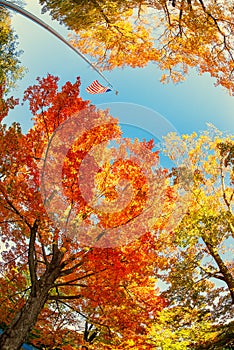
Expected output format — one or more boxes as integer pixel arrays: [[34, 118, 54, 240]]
[[6, 0, 234, 141]]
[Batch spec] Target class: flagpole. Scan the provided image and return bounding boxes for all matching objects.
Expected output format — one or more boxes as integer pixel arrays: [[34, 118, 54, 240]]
[[0, 0, 117, 92]]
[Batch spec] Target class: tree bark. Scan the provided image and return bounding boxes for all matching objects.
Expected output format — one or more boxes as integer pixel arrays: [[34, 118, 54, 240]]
[[0, 246, 64, 350], [0, 286, 49, 350], [202, 236, 234, 304]]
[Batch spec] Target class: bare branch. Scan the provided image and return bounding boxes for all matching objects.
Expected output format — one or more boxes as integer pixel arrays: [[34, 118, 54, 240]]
[[48, 294, 82, 300], [28, 219, 39, 296]]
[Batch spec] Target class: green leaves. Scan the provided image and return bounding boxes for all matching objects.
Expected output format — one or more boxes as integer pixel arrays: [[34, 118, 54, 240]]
[[0, 7, 25, 93]]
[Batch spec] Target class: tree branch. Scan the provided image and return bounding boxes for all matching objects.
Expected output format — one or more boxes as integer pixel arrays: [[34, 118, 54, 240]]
[[38, 232, 49, 267], [48, 294, 82, 300], [0, 184, 31, 229], [202, 235, 234, 304], [28, 219, 39, 296], [59, 259, 85, 277]]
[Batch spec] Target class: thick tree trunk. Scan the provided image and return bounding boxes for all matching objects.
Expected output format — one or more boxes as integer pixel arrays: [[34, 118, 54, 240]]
[[0, 224, 64, 350], [203, 236, 234, 304], [0, 287, 49, 350], [0, 254, 64, 350]]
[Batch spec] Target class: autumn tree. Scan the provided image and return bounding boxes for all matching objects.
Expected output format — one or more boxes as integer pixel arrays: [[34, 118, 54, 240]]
[[0, 74, 172, 349], [149, 126, 234, 349], [39, 0, 234, 93], [0, 5, 24, 94]]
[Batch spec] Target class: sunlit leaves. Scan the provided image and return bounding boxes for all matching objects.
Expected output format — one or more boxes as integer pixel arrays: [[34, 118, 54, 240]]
[[0, 7, 25, 93], [40, 0, 234, 93], [0, 75, 167, 348], [156, 125, 234, 348]]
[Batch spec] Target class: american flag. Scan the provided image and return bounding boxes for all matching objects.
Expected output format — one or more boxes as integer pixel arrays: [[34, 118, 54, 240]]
[[86, 80, 112, 94]]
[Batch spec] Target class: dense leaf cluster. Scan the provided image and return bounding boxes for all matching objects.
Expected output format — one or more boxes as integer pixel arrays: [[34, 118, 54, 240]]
[[0, 7, 24, 93]]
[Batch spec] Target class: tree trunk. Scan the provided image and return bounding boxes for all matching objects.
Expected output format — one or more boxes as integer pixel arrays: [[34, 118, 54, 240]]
[[0, 228, 64, 350], [203, 236, 234, 304], [0, 286, 49, 350]]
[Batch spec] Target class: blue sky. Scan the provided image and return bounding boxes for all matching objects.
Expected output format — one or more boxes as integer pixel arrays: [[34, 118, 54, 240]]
[[6, 0, 234, 140]]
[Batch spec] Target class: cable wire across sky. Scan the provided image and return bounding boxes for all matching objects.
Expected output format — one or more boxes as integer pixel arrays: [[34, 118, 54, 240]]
[[0, 0, 116, 91]]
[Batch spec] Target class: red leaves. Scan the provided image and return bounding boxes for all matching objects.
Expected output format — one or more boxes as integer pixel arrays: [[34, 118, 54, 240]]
[[23, 74, 88, 135], [0, 84, 19, 122], [0, 74, 170, 348], [23, 74, 59, 114]]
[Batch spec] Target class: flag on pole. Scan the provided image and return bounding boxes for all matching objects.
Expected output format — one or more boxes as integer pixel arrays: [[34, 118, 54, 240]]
[[86, 80, 112, 94]]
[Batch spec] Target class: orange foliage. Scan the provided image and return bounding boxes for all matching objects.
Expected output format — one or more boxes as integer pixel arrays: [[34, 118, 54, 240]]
[[0, 75, 171, 349]]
